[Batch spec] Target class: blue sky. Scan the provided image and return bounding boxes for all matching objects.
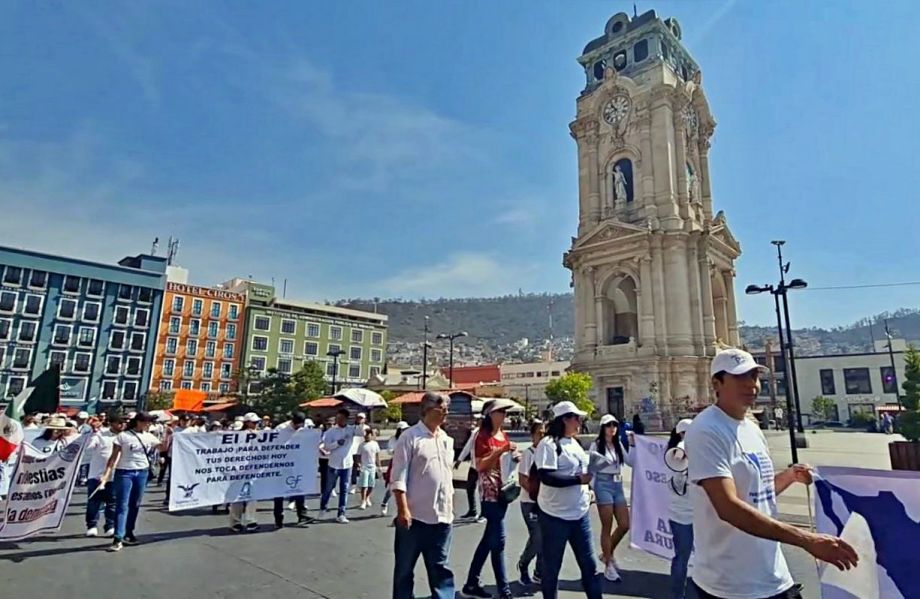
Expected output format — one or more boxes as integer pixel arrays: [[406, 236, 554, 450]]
[[1, 1, 918, 329]]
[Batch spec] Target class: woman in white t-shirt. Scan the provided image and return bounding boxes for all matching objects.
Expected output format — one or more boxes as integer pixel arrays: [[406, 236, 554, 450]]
[[357, 429, 381, 510], [666, 418, 694, 599], [589, 413, 634, 582], [99, 412, 165, 552], [516, 420, 545, 588], [534, 401, 602, 599]]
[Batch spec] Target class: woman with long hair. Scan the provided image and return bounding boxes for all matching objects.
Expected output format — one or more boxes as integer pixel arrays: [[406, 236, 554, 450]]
[[461, 399, 519, 599], [380, 421, 409, 516], [31, 415, 77, 454], [590, 414, 634, 582], [666, 418, 694, 599], [535, 402, 601, 599], [516, 419, 545, 588]]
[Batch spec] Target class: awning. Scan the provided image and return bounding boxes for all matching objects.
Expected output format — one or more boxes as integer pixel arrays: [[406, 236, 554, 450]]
[[301, 397, 343, 408], [202, 401, 238, 413]]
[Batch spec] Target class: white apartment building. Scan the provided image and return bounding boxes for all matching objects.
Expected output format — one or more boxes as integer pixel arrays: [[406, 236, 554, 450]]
[[500, 360, 571, 410]]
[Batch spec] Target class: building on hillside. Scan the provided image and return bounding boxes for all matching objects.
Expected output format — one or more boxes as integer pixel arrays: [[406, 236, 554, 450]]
[[150, 280, 246, 396], [227, 280, 388, 394], [448, 364, 501, 386], [366, 365, 451, 394], [563, 10, 742, 429], [0, 245, 167, 406], [500, 360, 571, 412]]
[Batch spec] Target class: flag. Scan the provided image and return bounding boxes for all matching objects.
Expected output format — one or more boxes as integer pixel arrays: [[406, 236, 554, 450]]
[[24, 365, 60, 415], [0, 387, 33, 461]]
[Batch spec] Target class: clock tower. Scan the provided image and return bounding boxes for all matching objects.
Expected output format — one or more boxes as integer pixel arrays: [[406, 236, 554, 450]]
[[563, 10, 742, 428]]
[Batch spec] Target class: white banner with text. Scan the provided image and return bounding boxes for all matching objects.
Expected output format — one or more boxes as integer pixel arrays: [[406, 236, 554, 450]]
[[628, 434, 675, 560]]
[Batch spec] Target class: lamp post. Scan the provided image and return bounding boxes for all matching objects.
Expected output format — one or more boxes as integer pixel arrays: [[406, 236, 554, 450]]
[[326, 349, 344, 395], [773, 241, 807, 433], [884, 320, 904, 412], [745, 283, 799, 464], [422, 316, 430, 390], [436, 331, 468, 387]]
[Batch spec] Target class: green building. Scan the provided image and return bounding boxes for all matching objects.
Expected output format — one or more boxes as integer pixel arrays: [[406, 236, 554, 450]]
[[227, 280, 387, 393]]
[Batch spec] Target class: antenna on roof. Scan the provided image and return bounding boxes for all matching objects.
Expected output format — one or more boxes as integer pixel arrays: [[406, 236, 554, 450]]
[[151, 237, 159, 256], [166, 237, 180, 265]]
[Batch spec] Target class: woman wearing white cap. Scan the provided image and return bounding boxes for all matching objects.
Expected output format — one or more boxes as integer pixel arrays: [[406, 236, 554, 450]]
[[666, 418, 694, 599], [534, 400, 601, 599], [590, 413, 634, 582]]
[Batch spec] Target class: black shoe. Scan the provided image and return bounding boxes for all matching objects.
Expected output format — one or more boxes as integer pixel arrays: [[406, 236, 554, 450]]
[[518, 562, 534, 586], [274, 521, 284, 530], [297, 515, 314, 525], [498, 590, 514, 599], [460, 584, 491, 599], [532, 570, 542, 585], [245, 522, 260, 532], [230, 524, 244, 533], [123, 534, 139, 546]]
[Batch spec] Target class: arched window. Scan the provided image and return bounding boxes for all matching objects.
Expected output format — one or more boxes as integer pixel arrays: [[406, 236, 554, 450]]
[[602, 276, 638, 345]]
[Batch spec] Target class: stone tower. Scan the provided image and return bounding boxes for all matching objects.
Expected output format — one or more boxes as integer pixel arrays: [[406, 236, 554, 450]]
[[562, 10, 742, 428]]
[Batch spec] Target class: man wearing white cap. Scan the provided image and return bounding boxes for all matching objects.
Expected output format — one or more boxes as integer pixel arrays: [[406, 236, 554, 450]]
[[686, 348, 857, 599], [228, 413, 262, 532]]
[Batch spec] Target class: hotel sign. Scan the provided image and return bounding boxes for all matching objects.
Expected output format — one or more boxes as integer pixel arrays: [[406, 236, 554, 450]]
[[167, 283, 244, 302]]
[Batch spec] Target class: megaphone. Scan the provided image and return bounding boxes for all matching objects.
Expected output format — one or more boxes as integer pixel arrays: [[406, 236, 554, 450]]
[[664, 442, 688, 473]]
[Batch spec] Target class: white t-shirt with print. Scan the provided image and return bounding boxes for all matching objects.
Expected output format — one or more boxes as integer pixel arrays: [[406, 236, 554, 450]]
[[85, 431, 116, 480], [518, 446, 537, 504], [112, 431, 160, 471], [359, 440, 380, 471], [322, 425, 356, 470], [533, 436, 590, 520], [686, 405, 793, 599]]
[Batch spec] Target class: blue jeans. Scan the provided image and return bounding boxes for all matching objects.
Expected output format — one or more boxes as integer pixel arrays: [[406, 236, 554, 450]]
[[113, 468, 148, 541], [86, 478, 116, 531], [393, 520, 454, 599], [519, 502, 543, 576], [320, 467, 350, 517], [538, 511, 602, 599], [669, 520, 694, 599], [466, 500, 510, 593]]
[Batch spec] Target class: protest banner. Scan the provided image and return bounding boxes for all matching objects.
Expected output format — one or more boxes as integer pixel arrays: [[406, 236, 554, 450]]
[[170, 428, 320, 511], [628, 434, 675, 560], [813, 466, 920, 599], [0, 434, 89, 540]]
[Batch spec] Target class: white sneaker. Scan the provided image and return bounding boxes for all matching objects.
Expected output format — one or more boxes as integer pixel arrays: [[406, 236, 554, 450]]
[[332, 489, 338, 497], [604, 561, 621, 582], [86, 527, 98, 537], [103, 528, 115, 537], [359, 500, 367, 510], [336, 515, 350, 524], [287, 501, 296, 511], [349, 487, 356, 494], [380, 503, 389, 516]]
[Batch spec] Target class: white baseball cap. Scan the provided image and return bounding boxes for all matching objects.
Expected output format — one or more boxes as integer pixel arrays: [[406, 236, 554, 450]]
[[395, 421, 410, 430], [675, 418, 693, 435], [552, 400, 588, 419], [710, 348, 766, 377], [599, 414, 619, 426], [242, 412, 261, 423], [77, 411, 89, 419], [304, 418, 315, 428]]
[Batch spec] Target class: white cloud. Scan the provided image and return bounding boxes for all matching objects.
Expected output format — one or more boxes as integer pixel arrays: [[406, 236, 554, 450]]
[[375, 252, 540, 298], [493, 207, 537, 228]]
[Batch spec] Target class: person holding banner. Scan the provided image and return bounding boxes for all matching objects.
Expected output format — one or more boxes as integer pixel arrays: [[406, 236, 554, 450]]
[[665, 418, 694, 599], [589, 413, 634, 583], [273, 411, 314, 528], [229, 413, 263, 532], [320, 408, 357, 523], [84, 415, 125, 537], [31, 415, 78, 453], [99, 412, 166, 552], [534, 401, 602, 599], [687, 348, 858, 599]]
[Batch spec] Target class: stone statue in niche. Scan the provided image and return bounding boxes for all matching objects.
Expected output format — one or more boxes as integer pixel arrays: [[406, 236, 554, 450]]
[[613, 165, 628, 206], [686, 163, 700, 204]]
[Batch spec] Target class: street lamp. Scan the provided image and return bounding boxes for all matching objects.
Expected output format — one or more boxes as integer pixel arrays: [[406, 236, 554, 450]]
[[421, 316, 431, 390], [771, 241, 807, 434], [326, 349, 345, 395], [436, 331, 468, 387]]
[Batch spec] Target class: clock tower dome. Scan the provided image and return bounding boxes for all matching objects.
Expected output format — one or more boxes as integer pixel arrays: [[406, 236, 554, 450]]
[[563, 10, 742, 427]]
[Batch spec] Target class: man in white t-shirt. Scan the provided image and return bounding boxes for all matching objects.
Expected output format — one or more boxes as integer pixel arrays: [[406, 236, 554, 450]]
[[84, 416, 125, 537], [687, 348, 858, 599], [319, 408, 357, 523]]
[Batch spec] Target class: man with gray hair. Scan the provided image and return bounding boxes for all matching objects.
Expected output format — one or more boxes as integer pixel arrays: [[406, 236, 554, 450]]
[[390, 392, 456, 599]]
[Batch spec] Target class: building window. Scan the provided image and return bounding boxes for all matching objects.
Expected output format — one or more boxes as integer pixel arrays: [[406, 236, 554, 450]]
[[0, 318, 10, 341], [201, 382, 212, 392], [102, 381, 117, 400], [109, 330, 126, 350], [370, 348, 382, 363], [105, 356, 121, 375], [843, 368, 872, 394], [277, 358, 292, 374], [350, 346, 362, 361], [18, 321, 37, 343], [226, 323, 237, 340], [82, 302, 101, 322], [220, 363, 232, 379], [168, 317, 181, 335], [11, 348, 30, 370], [351, 329, 364, 344], [371, 332, 383, 345], [348, 364, 361, 379], [250, 356, 266, 371], [326, 361, 336, 377], [192, 298, 203, 316], [130, 332, 146, 352], [163, 359, 175, 377], [307, 323, 320, 338], [7, 377, 26, 397], [254, 316, 271, 331], [62, 275, 81, 294], [205, 340, 216, 358], [0, 291, 15, 313], [189, 319, 201, 337], [219, 383, 229, 394], [203, 362, 214, 378], [28, 270, 47, 289], [166, 337, 178, 355], [117, 284, 133, 301], [208, 321, 219, 338], [229, 304, 239, 320], [77, 327, 96, 348], [87, 279, 104, 297], [281, 319, 296, 335], [370, 366, 380, 378], [73, 352, 92, 373], [210, 301, 221, 318], [3, 266, 22, 285], [187, 339, 198, 357], [181, 381, 192, 390], [172, 295, 185, 313], [223, 344, 233, 359], [123, 381, 138, 401], [58, 298, 77, 320], [23, 294, 43, 317], [881, 366, 898, 394], [160, 380, 173, 391], [47, 350, 66, 371], [305, 342, 318, 356], [819, 369, 836, 395], [252, 336, 268, 351], [137, 287, 153, 303], [0, 347, 7, 368], [330, 326, 342, 341], [183, 360, 195, 377], [279, 339, 294, 354], [328, 344, 341, 355], [633, 39, 649, 62], [126, 356, 141, 376], [114, 306, 129, 326], [134, 308, 149, 328]]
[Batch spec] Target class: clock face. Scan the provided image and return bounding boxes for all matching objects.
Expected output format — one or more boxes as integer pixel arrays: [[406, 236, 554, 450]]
[[603, 95, 630, 125]]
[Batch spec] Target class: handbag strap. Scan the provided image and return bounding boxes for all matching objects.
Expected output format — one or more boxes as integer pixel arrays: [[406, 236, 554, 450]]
[[129, 431, 153, 468]]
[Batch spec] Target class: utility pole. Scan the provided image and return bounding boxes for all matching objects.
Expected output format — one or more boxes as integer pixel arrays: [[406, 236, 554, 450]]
[[421, 316, 430, 390], [885, 320, 904, 412], [765, 337, 778, 417], [773, 241, 805, 433]]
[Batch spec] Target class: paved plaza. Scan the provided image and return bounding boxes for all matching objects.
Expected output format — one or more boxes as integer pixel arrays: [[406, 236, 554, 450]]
[[0, 430, 898, 599]]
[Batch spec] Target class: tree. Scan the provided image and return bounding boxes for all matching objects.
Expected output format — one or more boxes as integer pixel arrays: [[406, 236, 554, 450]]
[[290, 361, 327, 403], [380, 390, 402, 422], [811, 396, 835, 421], [146, 390, 174, 411], [250, 369, 298, 421], [899, 345, 920, 442], [545, 372, 596, 417]]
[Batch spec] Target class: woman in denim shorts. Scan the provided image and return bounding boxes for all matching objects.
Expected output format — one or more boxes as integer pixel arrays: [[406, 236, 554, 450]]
[[589, 414, 634, 582]]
